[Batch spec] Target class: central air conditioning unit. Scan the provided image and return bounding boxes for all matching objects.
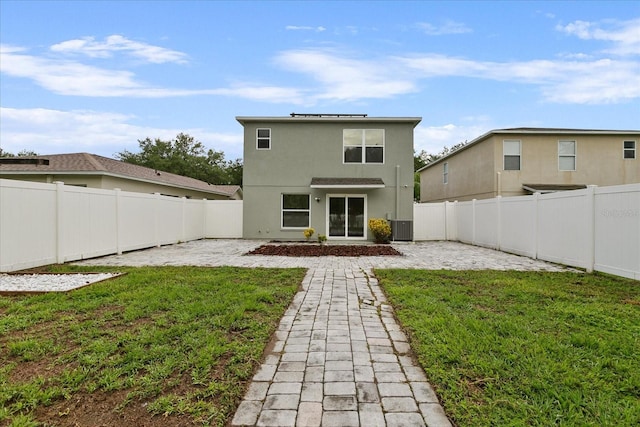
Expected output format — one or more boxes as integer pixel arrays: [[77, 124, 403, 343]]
[[390, 220, 413, 241]]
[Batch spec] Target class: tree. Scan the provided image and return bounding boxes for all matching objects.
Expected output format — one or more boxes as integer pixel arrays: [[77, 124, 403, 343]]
[[0, 149, 39, 157], [116, 133, 242, 185]]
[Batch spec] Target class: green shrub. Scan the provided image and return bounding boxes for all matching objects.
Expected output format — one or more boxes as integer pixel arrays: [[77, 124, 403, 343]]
[[368, 218, 391, 243]]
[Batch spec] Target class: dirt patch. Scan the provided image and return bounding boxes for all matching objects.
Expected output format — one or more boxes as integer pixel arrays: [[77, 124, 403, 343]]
[[33, 389, 189, 427], [246, 244, 403, 257]]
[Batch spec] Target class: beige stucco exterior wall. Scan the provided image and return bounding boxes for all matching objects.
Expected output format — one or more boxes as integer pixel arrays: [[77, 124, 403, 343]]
[[420, 132, 639, 202], [420, 138, 496, 202]]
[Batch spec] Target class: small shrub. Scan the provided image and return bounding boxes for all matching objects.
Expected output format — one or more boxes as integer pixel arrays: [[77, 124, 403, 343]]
[[317, 234, 327, 245], [368, 218, 391, 244], [303, 227, 315, 241]]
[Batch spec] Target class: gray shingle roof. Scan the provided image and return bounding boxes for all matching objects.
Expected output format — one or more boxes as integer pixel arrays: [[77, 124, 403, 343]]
[[0, 153, 241, 198]]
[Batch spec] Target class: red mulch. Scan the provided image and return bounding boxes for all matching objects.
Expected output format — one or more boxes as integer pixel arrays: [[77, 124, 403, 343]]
[[245, 244, 402, 257]]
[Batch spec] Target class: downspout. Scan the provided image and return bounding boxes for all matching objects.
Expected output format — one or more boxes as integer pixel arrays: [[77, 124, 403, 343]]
[[496, 171, 502, 197], [395, 165, 400, 220]]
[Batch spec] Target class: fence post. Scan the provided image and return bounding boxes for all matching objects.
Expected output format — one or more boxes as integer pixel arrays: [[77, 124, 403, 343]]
[[452, 200, 458, 241], [586, 185, 597, 273], [115, 188, 122, 255], [55, 181, 65, 264], [472, 199, 477, 245], [496, 195, 502, 250], [533, 192, 539, 259], [202, 199, 208, 239], [154, 193, 161, 247], [181, 197, 187, 243], [443, 201, 449, 240]]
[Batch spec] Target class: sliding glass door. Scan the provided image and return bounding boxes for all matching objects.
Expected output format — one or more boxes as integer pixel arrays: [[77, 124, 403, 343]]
[[328, 195, 366, 239]]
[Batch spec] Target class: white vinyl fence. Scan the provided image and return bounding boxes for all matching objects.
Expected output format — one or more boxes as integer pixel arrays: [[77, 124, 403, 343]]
[[414, 183, 640, 280], [0, 179, 242, 272], [2, 179, 638, 279]]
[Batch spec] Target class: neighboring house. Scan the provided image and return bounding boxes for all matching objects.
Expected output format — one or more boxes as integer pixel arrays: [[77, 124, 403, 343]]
[[237, 114, 421, 241], [0, 153, 242, 200], [418, 128, 639, 202]]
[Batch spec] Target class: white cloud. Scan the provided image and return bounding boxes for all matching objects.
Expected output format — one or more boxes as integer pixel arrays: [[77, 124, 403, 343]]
[[0, 107, 243, 159], [1, 44, 153, 96], [275, 48, 639, 104], [50, 35, 189, 64], [275, 49, 417, 101], [415, 20, 472, 36], [0, 44, 304, 102], [3, 32, 639, 107], [557, 18, 640, 56], [399, 54, 640, 104], [285, 26, 326, 32]]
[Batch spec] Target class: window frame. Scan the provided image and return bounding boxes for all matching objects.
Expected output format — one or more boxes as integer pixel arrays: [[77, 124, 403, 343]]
[[281, 194, 310, 229], [558, 140, 577, 171], [343, 129, 385, 164], [443, 162, 449, 184], [623, 140, 636, 159], [503, 139, 521, 171], [256, 128, 271, 150]]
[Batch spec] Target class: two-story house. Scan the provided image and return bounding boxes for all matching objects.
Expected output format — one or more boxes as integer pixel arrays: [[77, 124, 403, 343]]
[[237, 114, 421, 241], [418, 128, 639, 202]]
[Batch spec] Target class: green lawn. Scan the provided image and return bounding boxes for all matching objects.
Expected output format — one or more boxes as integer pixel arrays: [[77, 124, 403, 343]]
[[376, 270, 640, 427], [0, 265, 305, 427]]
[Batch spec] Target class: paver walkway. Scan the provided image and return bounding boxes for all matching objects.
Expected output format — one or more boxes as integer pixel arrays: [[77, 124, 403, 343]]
[[231, 268, 451, 427], [74, 240, 568, 426]]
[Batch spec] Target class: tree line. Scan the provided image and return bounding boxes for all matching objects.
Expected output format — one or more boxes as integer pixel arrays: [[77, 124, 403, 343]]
[[4, 134, 468, 196]]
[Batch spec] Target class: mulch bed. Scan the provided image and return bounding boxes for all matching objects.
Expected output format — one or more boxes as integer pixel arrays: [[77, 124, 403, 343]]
[[245, 244, 402, 257]]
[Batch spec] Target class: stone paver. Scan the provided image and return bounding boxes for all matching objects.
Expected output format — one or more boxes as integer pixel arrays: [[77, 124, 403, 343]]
[[74, 239, 569, 271], [231, 268, 452, 426], [74, 239, 570, 426]]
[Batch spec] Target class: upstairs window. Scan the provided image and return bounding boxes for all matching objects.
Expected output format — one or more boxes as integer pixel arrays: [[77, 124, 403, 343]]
[[443, 162, 449, 184], [257, 128, 271, 150], [558, 140, 576, 171], [503, 140, 521, 170], [624, 140, 636, 159], [281, 194, 310, 229], [343, 129, 384, 164]]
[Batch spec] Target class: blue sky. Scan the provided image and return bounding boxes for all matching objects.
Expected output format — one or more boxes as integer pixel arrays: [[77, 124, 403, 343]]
[[1, 0, 639, 162]]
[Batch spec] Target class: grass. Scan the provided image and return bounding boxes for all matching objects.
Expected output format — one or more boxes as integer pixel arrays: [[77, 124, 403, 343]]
[[0, 265, 305, 427], [376, 270, 640, 427]]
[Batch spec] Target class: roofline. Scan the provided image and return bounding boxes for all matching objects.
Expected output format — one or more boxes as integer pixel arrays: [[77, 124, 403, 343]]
[[236, 116, 422, 127], [310, 184, 386, 189], [0, 170, 237, 197], [417, 127, 640, 172]]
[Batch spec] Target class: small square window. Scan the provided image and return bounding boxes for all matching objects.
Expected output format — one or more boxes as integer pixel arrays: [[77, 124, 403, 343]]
[[282, 194, 310, 228], [257, 128, 271, 150], [624, 140, 636, 159], [343, 129, 384, 164]]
